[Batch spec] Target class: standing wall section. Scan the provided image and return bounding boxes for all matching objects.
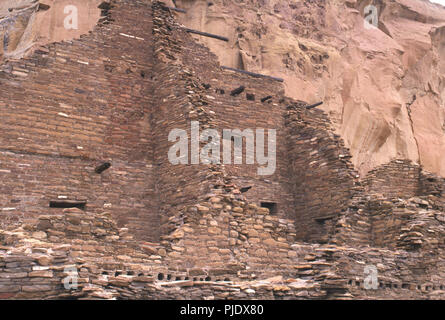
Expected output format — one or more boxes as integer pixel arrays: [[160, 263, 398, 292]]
[[284, 104, 360, 242], [157, 4, 296, 219], [154, 2, 363, 243], [0, 0, 158, 241]]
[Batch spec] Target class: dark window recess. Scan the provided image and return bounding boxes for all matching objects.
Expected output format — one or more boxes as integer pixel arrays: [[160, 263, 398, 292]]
[[230, 86, 245, 96], [104, 64, 114, 73], [38, 3, 50, 11], [98, 1, 112, 16], [49, 200, 86, 210], [246, 93, 255, 101], [261, 96, 272, 103], [74, 88, 86, 94], [240, 186, 252, 193], [260, 202, 277, 214], [95, 162, 111, 174], [315, 215, 335, 224], [3, 32, 9, 51]]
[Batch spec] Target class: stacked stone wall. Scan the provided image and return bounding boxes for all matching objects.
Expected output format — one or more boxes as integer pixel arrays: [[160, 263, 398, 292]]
[[155, 4, 295, 219], [3, 0, 445, 300], [284, 103, 360, 242], [362, 160, 422, 198], [2, 198, 445, 300], [0, 0, 158, 241], [334, 160, 445, 250], [153, 3, 362, 233]]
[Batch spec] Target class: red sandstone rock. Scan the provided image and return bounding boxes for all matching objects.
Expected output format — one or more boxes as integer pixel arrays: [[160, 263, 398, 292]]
[[171, 0, 445, 177]]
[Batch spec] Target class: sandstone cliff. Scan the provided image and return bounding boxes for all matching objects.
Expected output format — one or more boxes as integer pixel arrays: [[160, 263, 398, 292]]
[[166, 0, 445, 177]]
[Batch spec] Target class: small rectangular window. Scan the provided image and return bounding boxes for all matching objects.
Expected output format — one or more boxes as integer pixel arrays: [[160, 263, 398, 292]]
[[315, 216, 335, 225], [260, 202, 277, 215], [50, 200, 86, 210]]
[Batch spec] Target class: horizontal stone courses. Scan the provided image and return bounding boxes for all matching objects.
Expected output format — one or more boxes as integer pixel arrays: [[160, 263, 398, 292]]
[[0, 0, 444, 299]]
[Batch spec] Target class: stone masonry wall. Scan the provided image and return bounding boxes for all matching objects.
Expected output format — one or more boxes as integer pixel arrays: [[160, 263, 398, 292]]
[[3, 0, 445, 300], [156, 4, 295, 219], [0, 0, 369, 245], [2, 193, 445, 300], [0, 0, 158, 241], [152, 2, 363, 235], [284, 102, 361, 243], [150, 5, 222, 236], [334, 160, 445, 250], [362, 160, 422, 199]]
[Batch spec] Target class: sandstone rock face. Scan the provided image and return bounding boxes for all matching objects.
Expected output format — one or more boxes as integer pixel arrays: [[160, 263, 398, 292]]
[[0, 0, 101, 60], [168, 0, 445, 176]]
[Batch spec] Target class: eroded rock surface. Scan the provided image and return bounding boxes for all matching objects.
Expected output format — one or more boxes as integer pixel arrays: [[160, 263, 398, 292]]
[[0, 0, 101, 60], [168, 0, 445, 176]]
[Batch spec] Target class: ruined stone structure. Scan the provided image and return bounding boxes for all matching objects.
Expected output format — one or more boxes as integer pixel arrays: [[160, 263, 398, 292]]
[[1, 0, 445, 300]]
